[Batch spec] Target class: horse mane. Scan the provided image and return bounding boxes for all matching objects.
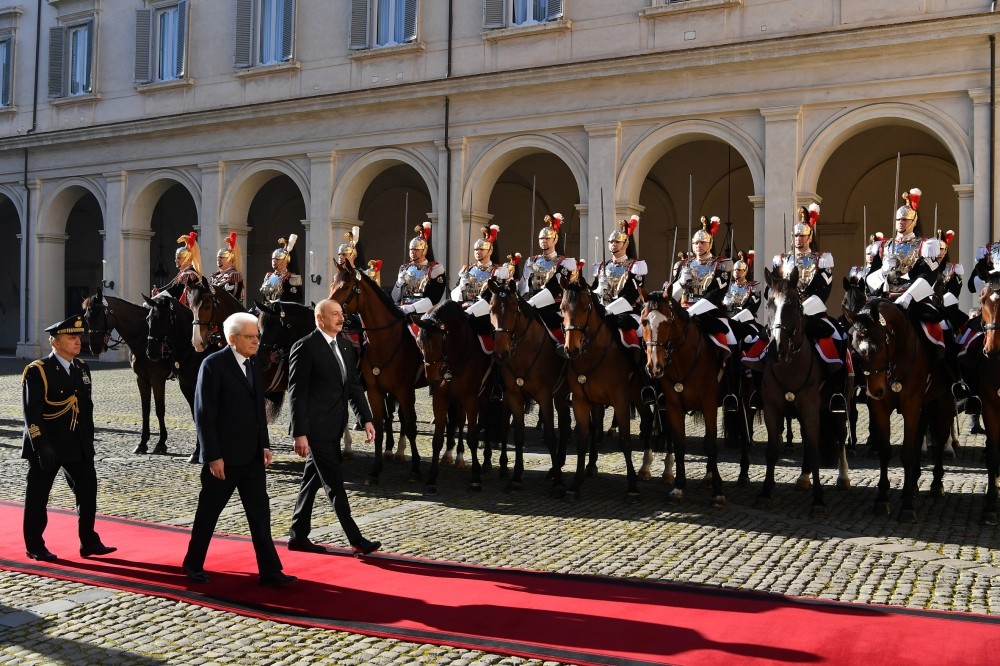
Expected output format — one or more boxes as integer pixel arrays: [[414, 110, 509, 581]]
[[356, 268, 404, 317], [562, 278, 607, 317], [424, 299, 465, 326]]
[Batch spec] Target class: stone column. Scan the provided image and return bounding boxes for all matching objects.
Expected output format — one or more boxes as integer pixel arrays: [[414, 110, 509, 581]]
[[954, 183, 975, 311], [102, 172, 126, 301], [306, 150, 336, 300], [24, 233, 68, 359], [443, 136, 468, 276], [748, 195, 766, 284], [16, 178, 41, 358], [969, 88, 991, 265], [761, 106, 802, 266], [585, 122, 621, 266], [198, 162, 225, 257]]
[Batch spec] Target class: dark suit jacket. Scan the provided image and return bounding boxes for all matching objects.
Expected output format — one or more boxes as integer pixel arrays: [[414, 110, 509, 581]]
[[288, 328, 373, 443], [22, 353, 95, 464], [194, 346, 270, 465]]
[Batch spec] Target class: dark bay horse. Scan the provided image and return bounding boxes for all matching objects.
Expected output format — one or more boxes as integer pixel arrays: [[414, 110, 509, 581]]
[[415, 300, 497, 494], [759, 267, 850, 517], [847, 296, 953, 521], [328, 264, 425, 485], [640, 291, 743, 507], [559, 270, 653, 502], [977, 285, 1000, 524], [143, 292, 206, 462], [83, 294, 171, 454], [484, 276, 571, 491]]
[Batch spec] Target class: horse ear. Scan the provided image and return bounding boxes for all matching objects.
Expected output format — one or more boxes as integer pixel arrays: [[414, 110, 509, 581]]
[[843, 276, 851, 291], [201, 275, 210, 288], [788, 265, 799, 287], [638, 286, 648, 305], [143, 295, 156, 307], [559, 274, 570, 290], [764, 267, 773, 288], [255, 300, 274, 315]]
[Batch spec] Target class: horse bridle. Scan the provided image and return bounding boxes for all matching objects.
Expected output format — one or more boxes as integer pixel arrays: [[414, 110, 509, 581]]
[[643, 299, 703, 386], [492, 289, 526, 353], [83, 298, 124, 352], [191, 285, 225, 348], [147, 298, 187, 366], [771, 291, 804, 361], [419, 315, 454, 382], [856, 303, 916, 389], [562, 291, 607, 356]]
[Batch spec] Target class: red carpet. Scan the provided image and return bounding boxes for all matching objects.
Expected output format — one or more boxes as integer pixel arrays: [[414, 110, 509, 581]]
[[1, 501, 998, 666]]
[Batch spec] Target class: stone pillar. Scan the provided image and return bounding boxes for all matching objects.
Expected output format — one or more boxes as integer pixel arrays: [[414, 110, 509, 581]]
[[443, 136, 468, 276], [748, 195, 766, 284], [306, 150, 336, 300], [23, 233, 68, 359], [585, 122, 621, 266], [761, 106, 801, 266], [969, 88, 991, 264], [102, 172, 126, 301], [954, 183, 975, 311], [17, 178, 41, 358], [198, 162, 225, 257]]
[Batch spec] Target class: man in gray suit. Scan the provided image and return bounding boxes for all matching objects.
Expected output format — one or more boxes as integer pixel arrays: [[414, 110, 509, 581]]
[[286, 299, 381, 556]]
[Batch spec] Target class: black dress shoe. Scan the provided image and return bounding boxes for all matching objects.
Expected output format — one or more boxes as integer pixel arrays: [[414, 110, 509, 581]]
[[182, 564, 211, 584], [352, 538, 381, 557], [26, 548, 57, 562], [187, 452, 200, 464], [259, 572, 298, 587], [80, 544, 117, 557], [287, 538, 328, 554]]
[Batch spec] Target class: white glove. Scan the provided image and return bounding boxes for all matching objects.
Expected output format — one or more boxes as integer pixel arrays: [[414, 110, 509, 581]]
[[954, 264, 965, 277], [976, 246, 988, 262], [679, 267, 692, 285]]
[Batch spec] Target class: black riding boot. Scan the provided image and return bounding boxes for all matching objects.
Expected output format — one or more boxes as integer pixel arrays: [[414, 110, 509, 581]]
[[828, 366, 848, 414], [948, 345, 980, 414], [968, 414, 986, 435]]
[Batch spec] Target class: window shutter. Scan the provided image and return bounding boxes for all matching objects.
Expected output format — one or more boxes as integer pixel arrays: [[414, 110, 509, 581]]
[[234, 0, 253, 67], [483, 0, 505, 30], [48, 27, 66, 98], [280, 0, 295, 61], [176, 0, 188, 77], [0, 40, 11, 107], [134, 9, 152, 83], [546, 0, 563, 21], [349, 0, 370, 50], [402, 0, 417, 43], [84, 20, 94, 93]]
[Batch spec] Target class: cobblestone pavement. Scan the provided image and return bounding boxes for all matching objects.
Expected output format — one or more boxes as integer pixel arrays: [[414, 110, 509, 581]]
[[0, 358, 997, 665]]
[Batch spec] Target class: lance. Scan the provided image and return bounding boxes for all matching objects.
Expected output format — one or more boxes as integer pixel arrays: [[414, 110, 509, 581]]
[[467, 182, 475, 269], [934, 203, 939, 239], [670, 226, 678, 283], [403, 191, 409, 260], [529, 175, 536, 253], [863, 205, 868, 263], [893, 152, 901, 219], [688, 175, 693, 258], [594, 235, 600, 268], [600, 187, 607, 262]]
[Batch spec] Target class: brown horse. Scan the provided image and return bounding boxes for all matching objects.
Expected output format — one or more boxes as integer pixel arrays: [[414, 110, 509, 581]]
[[415, 300, 497, 494], [483, 276, 571, 491], [759, 267, 850, 518], [848, 296, 953, 521], [559, 270, 653, 502], [639, 291, 741, 507], [328, 263, 425, 484], [83, 294, 173, 454], [972, 286, 1000, 524]]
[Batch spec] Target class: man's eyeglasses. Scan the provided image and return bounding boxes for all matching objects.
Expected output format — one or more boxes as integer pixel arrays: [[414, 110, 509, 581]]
[[236, 333, 261, 340]]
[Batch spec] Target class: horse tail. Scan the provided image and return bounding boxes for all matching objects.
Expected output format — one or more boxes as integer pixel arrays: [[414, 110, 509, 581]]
[[265, 391, 285, 424]]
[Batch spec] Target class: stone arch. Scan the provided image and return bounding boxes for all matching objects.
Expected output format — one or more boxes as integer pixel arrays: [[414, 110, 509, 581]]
[[38, 177, 107, 235], [799, 103, 973, 193], [617, 120, 765, 205], [466, 134, 589, 212], [222, 159, 310, 229], [332, 147, 438, 218], [0, 185, 25, 229], [125, 169, 202, 232]]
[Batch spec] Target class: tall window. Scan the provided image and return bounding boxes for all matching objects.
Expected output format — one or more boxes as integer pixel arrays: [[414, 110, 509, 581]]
[[234, 0, 295, 68], [135, 2, 188, 84], [350, 0, 417, 50], [483, 0, 563, 30], [513, 0, 546, 25], [49, 20, 95, 98], [0, 35, 11, 108]]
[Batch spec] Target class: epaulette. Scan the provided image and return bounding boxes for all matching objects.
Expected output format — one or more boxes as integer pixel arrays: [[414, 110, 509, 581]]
[[22, 359, 45, 383]]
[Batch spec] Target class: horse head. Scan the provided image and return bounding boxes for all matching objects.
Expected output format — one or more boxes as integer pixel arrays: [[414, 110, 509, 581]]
[[328, 263, 362, 316], [981, 285, 1000, 355], [416, 300, 466, 383], [640, 291, 686, 379], [485, 276, 521, 363], [144, 294, 176, 362], [849, 299, 897, 401], [842, 275, 868, 326], [255, 300, 283, 371], [82, 293, 110, 355], [765, 266, 804, 363], [188, 276, 222, 352], [559, 268, 598, 360]]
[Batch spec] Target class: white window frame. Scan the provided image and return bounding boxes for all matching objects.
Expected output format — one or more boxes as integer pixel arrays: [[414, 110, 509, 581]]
[[135, 1, 189, 85], [234, 0, 295, 69], [350, 0, 417, 51], [0, 32, 12, 108], [49, 17, 95, 99], [483, 0, 563, 30]]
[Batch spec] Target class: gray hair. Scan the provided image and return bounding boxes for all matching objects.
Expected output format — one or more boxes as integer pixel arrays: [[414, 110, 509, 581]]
[[223, 312, 258, 340]]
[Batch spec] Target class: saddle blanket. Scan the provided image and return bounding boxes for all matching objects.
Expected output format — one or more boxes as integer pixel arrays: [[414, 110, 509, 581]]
[[741, 336, 848, 372], [921, 321, 945, 349], [956, 324, 982, 358], [618, 328, 641, 349], [545, 326, 565, 346]]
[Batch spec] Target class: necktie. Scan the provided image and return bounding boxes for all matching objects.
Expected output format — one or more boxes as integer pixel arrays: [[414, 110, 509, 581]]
[[243, 359, 254, 389], [330, 340, 347, 380]]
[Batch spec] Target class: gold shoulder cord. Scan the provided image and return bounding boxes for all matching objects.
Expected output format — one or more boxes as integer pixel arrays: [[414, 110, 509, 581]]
[[22, 360, 79, 431]]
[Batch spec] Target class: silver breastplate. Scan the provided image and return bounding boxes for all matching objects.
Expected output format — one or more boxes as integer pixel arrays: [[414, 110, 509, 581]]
[[459, 264, 493, 302], [885, 237, 923, 291], [527, 255, 561, 295], [210, 269, 237, 291], [596, 260, 629, 304], [682, 258, 716, 302], [780, 252, 818, 297], [260, 272, 284, 301], [724, 281, 753, 312], [400, 262, 430, 303], [990, 243, 1000, 271]]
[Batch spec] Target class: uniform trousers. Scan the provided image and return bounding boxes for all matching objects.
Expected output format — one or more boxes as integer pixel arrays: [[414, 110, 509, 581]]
[[289, 441, 363, 546], [23, 458, 100, 552]]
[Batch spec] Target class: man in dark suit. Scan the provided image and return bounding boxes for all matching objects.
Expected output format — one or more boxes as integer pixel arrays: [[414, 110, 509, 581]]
[[182, 312, 295, 587], [286, 299, 381, 556], [22, 316, 116, 561]]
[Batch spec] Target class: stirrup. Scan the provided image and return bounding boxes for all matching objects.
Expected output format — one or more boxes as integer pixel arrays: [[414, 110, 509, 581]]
[[829, 393, 847, 414], [641, 386, 659, 407], [723, 394, 739, 413], [490, 384, 504, 402], [555, 344, 569, 359], [961, 395, 982, 415], [951, 381, 971, 401], [749, 391, 763, 411]]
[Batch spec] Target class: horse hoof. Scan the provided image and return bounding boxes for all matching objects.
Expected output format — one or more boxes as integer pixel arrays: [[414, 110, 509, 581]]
[[365, 476, 381, 487], [754, 496, 772, 510], [668, 490, 683, 505], [794, 479, 812, 491], [930, 483, 945, 498], [980, 512, 998, 526], [701, 476, 713, 488], [382, 452, 394, 461], [564, 490, 579, 502], [455, 460, 469, 469], [545, 468, 557, 481], [423, 485, 438, 496], [585, 466, 598, 478], [499, 467, 511, 479], [133, 444, 148, 455], [393, 454, 405, 463], [151, 444, 167, 455], [625, 492, 640, 504], [874, 501, 891, 515], [661, 475, 675, 486], [482, 462, 493, 474], [638, 471, 652, 481], [712, 496, 727, 509], [897, 509, 917, 523], [836, 478, 852, 491], [808, 505, 827, 519], [550, 486, 565, 499], [737, 475, 751, 489]]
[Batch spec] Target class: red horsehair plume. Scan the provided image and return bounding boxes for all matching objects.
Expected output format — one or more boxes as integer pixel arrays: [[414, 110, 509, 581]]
[[225, 232, 237, 251], [875, 232, 884, 241], [183, 231, 198, 249], [487, 224, 499, 244], [546, 213, 564, 234], [371, 259, 383, 271], [509, 252, 521, 266], [807, 203, 820, 227], [708, 216, 720, 236], [904, 188, 922, 211], [944, 230, 955, 245], [576, 259, 586, 273], [746, 249, 755, 268], [422, 221, 432, 241], [627, 215, 639, 236]]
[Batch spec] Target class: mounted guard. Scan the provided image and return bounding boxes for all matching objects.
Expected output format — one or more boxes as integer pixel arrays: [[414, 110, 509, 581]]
[[452, 224, 501, 335], [393, 222, 447, 316], [518, 213, 577, 331], [592, 215, 647, 353], [153, 232, 202, 307], [209, 232, 244, 303], [260, 234, 304, 304]]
